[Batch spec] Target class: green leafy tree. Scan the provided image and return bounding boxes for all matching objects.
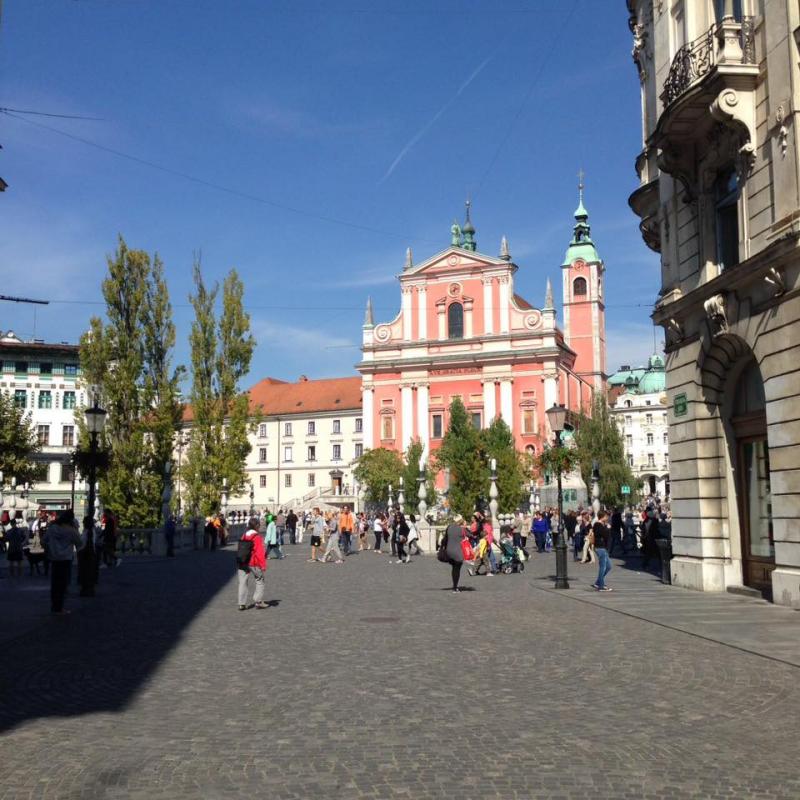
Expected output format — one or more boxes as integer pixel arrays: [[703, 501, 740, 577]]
[[353, 447, 403, 504], [80, 236, 181, 527], [0, 392, 40, 484], [434, 398, 486, 518], [481, 417, 527, 513], [401, 439, 436, 511], [183, 261, 257, 517], [572, 393, 639, 508]]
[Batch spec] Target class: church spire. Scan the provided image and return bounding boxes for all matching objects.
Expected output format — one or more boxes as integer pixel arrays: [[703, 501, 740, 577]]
[[545, 278, 554, 309], [500, 235, 510, 261], [462, 199, 476, 252], [364, 296, 374, 327], [404, 247, 413, 270]]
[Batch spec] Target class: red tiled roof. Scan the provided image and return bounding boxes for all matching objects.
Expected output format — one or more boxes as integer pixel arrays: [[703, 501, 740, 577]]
[[182, 375, 362, 422], [513, 294, 533, 310]]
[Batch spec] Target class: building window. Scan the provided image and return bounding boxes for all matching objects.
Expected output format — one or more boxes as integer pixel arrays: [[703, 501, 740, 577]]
[[62, 425, 75, 447], [332, 419, 341, 434], [284, 474, 292, 488], [626, 434, 633, 447], [307, 421, 315, 435], [307, 445, 316, 462], [64, 363, 78, 377], [355, 443, 363, 458], [332, 444, 341, 461], [714, 0, 742, 23], [573, 277, 587, 298], [628, 454, 634, 467], [60, 463, 74, 483], [259, 475, 266, 488], [471, 412, 482, 430], [39, 362, 53, 375], [63, 391, 76, 410], [258, 447, 267, 463], [37, 425, 50, 446], [522, 409, 535, 434], [258, 423, 267, 438], [284, 422, 292, 436], [625, 415, 632, 426], [355, 417, 363, 433], [308, 473, 315, 487], [646, 433, 654, 445], [283, 446, 292, 462], [663, 432, 668, 444], [625, 400, 632, 408], [715, 168, 739, 270], [15, 361, 28, 374], [447, 302, 464, 339], [646, 413, 653, 424], [645, 400, 652, 406], [38, 391, 52, 409], [381, 415, 395, 440], [647, 453, 655, 467], [431, 413, 443, 439], [13, 390, 26, 409]]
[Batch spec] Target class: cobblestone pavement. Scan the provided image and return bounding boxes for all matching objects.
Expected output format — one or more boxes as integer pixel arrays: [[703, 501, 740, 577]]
[[1, 545, 799, 799]]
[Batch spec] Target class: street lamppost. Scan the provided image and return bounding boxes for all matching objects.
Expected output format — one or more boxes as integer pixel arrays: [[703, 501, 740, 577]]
[[489, 458, 499, 533], [397, 476, 405, 514], [78, 398, 107, 597], [545, 403, 569, 590], [249, 481, 255, 517], [387, 483, 394, 516]]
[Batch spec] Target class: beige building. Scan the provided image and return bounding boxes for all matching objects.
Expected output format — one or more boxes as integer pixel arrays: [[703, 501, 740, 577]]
[[626, 0, 800, 605], [178, 376, 364, 514]]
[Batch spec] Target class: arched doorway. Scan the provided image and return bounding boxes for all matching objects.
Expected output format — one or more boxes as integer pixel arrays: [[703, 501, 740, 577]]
[[728, 358, 774, 597]]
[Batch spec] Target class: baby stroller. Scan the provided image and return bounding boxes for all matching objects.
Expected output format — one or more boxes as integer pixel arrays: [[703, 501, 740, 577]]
[[498, 539, 525, 574]]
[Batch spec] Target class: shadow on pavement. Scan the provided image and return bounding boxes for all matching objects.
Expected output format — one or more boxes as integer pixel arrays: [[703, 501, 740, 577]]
[[0, 548, 236, 734]]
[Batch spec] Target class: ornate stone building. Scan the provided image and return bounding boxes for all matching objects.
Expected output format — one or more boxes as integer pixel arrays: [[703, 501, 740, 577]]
[[609, 355, 670, 498], [357, 201, 606, 488], [626, 0, 800, 605]]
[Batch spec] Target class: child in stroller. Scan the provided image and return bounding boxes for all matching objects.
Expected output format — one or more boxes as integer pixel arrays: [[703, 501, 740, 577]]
[[497, 536, 525, 574]]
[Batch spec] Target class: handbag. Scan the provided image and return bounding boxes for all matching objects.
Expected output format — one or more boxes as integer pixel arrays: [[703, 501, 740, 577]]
[[461, 538, 475, 561]]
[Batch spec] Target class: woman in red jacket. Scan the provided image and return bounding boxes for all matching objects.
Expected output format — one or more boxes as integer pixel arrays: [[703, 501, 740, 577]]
[[237, 517, 267, 610]]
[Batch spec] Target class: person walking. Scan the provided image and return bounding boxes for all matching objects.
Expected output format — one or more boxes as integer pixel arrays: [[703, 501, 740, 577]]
[[237, 517, 268, 610], [440, 514, 467, 593], [5, 514, 27, 578], [286, 509, 298, 545], [307, 508, 325, 562], [357, 512, 368, 551], [372, 513, 384, 552], [26, 518, 46, 576], [609, 507, 624, 557], [394, 512, 410, 564], [592, 510, 613, 591], [43, 510, 83, 615], [338, 505, 355, 556], [532, 511, 548, 553], [265, 514, 283, 559], [319, 512, 344, 563], [406, 514, 420, 556], [275, 509, 286, 551]]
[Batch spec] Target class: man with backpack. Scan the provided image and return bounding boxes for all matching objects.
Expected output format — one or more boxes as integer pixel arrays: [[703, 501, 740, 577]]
[[237, 517, 267, 611]]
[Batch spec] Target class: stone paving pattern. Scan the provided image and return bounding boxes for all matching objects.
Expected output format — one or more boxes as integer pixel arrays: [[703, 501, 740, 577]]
[[1, 545, 799, 799]]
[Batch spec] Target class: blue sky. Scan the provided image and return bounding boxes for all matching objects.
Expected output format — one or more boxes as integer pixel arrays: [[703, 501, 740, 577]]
[[0, 0, 662, 387]]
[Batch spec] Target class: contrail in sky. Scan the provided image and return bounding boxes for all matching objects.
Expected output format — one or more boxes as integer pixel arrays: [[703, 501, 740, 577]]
[[380, 55, 493, 183]]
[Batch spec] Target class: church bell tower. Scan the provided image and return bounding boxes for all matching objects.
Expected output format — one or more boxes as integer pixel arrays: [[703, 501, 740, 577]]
[[561, 175, 607, 392]]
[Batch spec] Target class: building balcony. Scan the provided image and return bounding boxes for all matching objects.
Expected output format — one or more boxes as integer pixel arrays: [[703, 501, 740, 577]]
[[652, 17, 758, 197]]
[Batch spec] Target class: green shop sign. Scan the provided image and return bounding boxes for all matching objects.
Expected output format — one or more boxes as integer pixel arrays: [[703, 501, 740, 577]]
[[674, 393, 688, 417]]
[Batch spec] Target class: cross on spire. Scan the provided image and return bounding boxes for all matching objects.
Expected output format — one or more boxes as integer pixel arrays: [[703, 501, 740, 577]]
[[578, 167, 585, 202]]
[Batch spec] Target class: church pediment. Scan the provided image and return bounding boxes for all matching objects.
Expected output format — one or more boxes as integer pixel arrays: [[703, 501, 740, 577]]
[[402, 247, 510, 279]]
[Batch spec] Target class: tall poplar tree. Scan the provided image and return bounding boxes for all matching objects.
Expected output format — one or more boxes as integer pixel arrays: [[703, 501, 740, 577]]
[[0, 392, 40, 484], [80, 236, 182, 527], [183, 261, 256, 517], [481, 417, 527, 512]]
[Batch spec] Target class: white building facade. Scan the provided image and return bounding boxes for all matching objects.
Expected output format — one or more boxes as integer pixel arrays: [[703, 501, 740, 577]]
[[179, 376, 364, 514], [609, 356, 670, 498], [0, 332, 85, 512]]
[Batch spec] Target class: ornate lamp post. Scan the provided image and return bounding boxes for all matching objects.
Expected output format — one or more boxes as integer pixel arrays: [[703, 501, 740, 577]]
[[387, 483, 394, 516], [78, 398, 107, 597], [397, 476, 405, 514], [221, 477, 228, 520], [545, 403, 569, 590], [249, 481, 255, 517], [489, 458, 499, 533], [417, 457, 427, 526], [591, 460, 601, 519]]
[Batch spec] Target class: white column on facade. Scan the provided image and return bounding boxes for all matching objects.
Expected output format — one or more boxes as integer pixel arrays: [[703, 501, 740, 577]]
[[482, 278, 494, 335], [483, 380, 496, 427], [402, 287, 413, 341], [437, 304, 446, 339], [401, 383, 414, 451], [362, 387, 374, 450], [498, 276, 510, 333], [417, 286, 427, 340], [500, 379, 513, 432], [543, 370, 558, 434], [464, 300, 474, 338], [417, 383, 429, 459]]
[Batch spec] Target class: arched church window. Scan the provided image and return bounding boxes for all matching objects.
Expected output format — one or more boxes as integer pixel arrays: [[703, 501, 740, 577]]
[[573, 277, 587, 298], [447, 302, 464, 339]]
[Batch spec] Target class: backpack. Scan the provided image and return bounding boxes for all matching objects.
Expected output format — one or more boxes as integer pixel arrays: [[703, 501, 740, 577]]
[[236, 535, 255, 568]]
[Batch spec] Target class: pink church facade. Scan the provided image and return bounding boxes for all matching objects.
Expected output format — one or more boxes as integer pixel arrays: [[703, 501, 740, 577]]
[[357, 201, 607, 471]]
